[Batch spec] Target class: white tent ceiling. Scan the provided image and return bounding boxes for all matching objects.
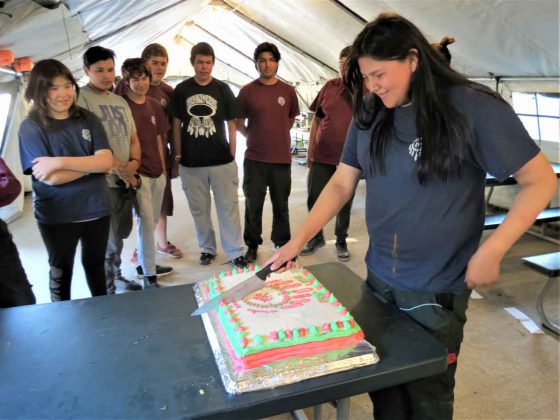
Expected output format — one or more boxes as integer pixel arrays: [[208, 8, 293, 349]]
[[1, 0, 559, 106]]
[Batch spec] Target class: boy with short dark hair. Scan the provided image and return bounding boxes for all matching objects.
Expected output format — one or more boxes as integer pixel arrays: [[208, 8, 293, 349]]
[[170, 42, 246, 269], [120, 58, 171, 288], [236, 42, 299, 262], [77, 46, 145, 293], [115, 43, 183, 262]]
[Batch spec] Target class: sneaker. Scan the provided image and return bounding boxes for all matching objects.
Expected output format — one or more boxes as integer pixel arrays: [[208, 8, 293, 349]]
[[136, 264, 173, 279], [130, 249, 138, 266], [245, 246, 258, 263], [300, 237, 326, 256], [143, 275, 159, 289], [232, 255, 248, 269], [157, 242, 183, 258], [335, 241, 351, 262], [199, 252, 216, 265], [116, 275, 143, 291]]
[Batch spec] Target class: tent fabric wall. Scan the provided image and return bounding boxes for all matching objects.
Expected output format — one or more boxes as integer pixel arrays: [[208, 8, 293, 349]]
[[1, 1, 558, 100], [0, 0, 558, 221]]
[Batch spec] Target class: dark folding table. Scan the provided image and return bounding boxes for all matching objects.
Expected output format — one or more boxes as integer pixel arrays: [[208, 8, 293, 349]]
[[0, 263, 447, 419]]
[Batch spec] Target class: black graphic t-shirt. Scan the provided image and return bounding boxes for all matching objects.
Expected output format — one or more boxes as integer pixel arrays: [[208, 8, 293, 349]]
[[170, 78, 238, 167]]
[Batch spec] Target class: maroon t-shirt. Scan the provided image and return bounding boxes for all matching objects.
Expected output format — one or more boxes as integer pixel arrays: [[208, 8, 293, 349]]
[[0, 157, 21, 207], [147, 82, 173, 112], [237, 79, 300, 164], [309, 78, 352, 165], [114, 81, 173, 112], [124, 96, 169, 177]]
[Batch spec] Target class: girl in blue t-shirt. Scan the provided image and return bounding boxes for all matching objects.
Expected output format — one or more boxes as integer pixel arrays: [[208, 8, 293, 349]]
[[268, 13, 556, 420], [19, 59, 113, 302]]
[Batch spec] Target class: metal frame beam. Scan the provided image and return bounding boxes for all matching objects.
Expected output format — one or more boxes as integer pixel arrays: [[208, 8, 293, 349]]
[[327, 0, 367, 24], [188, 22, 310, 107]]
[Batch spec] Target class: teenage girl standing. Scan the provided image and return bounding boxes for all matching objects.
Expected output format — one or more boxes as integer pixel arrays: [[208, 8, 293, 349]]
[[19, 59, 113, 301], [269, 14, 557, 419]]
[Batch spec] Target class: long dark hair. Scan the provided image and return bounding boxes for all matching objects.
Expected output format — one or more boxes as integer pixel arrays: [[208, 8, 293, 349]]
[[24, 59, 83, 129], [344, 13, 494, 183]]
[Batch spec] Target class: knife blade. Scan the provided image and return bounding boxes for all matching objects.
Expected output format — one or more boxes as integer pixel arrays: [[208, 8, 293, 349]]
[[191, 263, 275, 316]]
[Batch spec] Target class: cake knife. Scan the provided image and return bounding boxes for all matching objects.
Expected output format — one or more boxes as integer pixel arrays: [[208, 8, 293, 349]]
[[191, 262, 286, 316]]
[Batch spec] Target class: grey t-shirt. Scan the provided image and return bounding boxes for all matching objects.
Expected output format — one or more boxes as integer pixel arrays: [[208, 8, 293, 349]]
[[341, 85, 540, 293], [77, 85, 136, 187]]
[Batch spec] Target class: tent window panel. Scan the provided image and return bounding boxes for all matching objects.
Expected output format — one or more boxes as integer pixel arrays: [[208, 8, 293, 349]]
[[538, 116, 559, 143], [536, 94, 560, 118], [512, 92, 560, 145], [518, 115, 540, 140], [0, 93, 12, 152], [512, 92, 536, 115]]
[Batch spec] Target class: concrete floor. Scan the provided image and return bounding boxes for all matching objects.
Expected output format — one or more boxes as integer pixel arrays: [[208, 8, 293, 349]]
[[7, 143, 559, 419]]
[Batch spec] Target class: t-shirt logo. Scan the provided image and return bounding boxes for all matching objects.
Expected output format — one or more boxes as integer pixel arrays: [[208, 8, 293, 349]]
[[160, 98, 168, 108], [186, 94, 217, 138], [277, 96, 286, 107], [97, 105, 128, 138], [82, 129, 91, 142], [409, 137, 422, 161], [151, 115, 156, 126]]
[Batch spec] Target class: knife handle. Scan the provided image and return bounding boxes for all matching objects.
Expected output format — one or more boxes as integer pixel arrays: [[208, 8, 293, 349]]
[[255, 259, 293, 281]]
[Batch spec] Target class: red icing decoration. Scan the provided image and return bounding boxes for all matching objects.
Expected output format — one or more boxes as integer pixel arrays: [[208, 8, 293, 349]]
[[226, 270, 232, 276], [204, 268, 365, 372]]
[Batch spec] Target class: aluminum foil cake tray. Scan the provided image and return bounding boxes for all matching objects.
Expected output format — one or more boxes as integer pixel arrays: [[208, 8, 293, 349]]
[[193, 281, 379, 394]]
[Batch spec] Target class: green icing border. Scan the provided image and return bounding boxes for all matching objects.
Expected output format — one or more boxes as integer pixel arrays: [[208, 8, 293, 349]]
[[206, 267, 363, 358]]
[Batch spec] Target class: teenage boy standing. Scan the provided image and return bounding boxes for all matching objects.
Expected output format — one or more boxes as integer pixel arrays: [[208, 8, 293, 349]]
[[170, 42, 246, 268], [121, 58, 171, 288], [236, 42, 299, 262], [115, 44, 183, 260], [77, 46, 170, 293], [301, 46, 354, 261]]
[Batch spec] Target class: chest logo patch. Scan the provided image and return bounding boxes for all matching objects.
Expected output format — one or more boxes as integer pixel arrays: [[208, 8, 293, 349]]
[[186, 94, 217, 138], [277, 96, 286, 107], [408, 137, 422, 161], [160, 98, 168, 108], [82, 129, 91, 142]]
